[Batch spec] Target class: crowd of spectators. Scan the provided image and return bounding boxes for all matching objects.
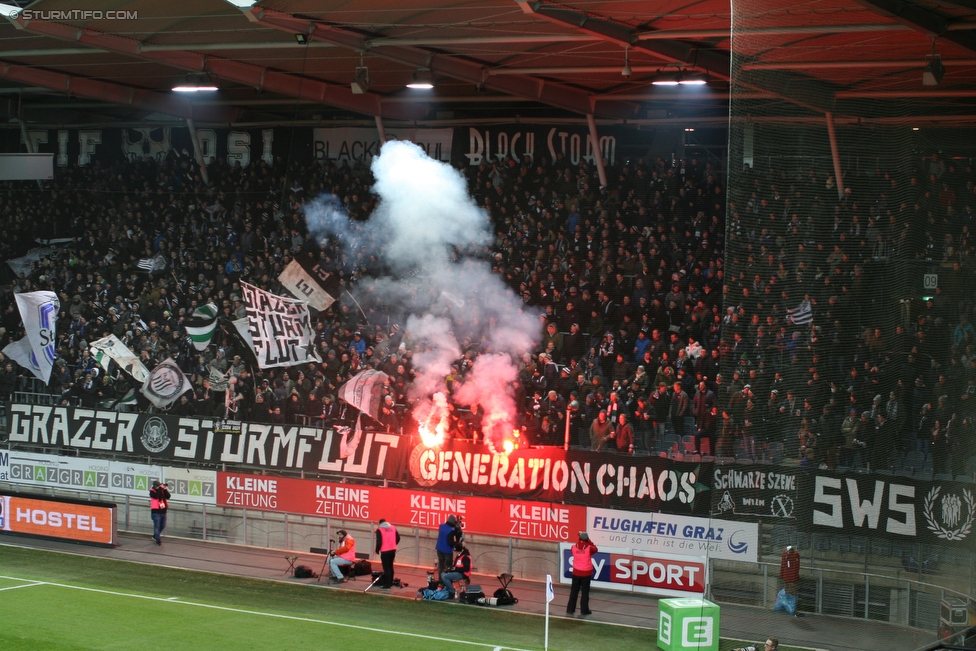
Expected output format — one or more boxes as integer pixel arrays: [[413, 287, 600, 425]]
[[0, 144, 974, 473]]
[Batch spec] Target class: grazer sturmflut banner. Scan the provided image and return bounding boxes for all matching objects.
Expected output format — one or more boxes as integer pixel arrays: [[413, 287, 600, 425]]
[[796, 471, 976, 548], [4, 404, 399, 478], [401, 439, 711, 515]]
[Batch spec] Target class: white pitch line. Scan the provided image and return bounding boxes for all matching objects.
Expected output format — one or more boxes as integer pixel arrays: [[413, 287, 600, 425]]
[[0, 580, 44, 592], [0, 575, 532, 651]]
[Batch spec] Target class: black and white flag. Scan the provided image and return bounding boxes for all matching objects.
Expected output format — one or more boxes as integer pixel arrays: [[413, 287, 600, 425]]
[[787, 299, 813, 325], [141, 358, 192, 409], [135, 253, 167, 274], [277, 256, 339, 311], [240, 281, 322, 369]]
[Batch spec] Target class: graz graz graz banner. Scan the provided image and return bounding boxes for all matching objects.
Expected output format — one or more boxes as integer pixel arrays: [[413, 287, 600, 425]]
[[711, 466, 798, 520], [4, 404, 400, 479], [401, 439, 711, 515], [796, 472, 976, 548]]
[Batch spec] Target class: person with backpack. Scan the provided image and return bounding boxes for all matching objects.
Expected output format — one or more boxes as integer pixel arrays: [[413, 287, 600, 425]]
[[328, 529, 356, 583], [566, 531, 598, 616], [441, 546, 472, 599]]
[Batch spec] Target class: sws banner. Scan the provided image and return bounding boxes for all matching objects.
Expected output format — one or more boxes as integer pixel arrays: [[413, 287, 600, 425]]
[[5, 404, 400, 478], [401, 439, 711, 515], [796, 471, 976, 548], [217, 472, 587, 543], [557, 543, 707, 598], [2, 449, 216, 504], [710, 465, 798, 520]]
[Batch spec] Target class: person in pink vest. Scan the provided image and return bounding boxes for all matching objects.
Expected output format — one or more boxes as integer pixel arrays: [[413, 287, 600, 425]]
[[566, 531, 598, 616], [328, 529, 356, 583], [149, 480, 170, 546], [374, 519, 400, 589]]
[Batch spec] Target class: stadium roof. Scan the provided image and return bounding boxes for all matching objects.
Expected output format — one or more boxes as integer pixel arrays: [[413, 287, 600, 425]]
[[1, 0, 975, 126]]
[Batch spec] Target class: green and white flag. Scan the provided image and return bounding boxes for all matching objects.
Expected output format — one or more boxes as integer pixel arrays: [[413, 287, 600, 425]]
[[185, 303, 219, 351], [91, 334, 149, 383]]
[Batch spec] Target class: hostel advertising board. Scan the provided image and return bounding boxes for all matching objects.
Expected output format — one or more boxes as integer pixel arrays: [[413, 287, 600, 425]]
[[0, 493, 117, 546]]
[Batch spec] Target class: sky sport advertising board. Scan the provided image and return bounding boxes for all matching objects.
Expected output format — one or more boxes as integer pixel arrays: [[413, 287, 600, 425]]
[[0, 493, 117, 546], [558, 543, 707, 598], [1, 449, 216, 505], [217, 472, 587, 543], [585, 507, 759, 563]]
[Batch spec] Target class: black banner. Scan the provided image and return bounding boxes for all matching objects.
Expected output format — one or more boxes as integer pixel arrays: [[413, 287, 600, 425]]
[[397, 438, 711, 515], [710, 465, 798, 519], [796, 471, 976, 548], [4, 404, 397, 479]]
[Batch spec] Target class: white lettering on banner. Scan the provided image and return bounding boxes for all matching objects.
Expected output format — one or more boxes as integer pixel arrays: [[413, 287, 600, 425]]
[[712, 468, 796, 491], [586, 507, 759, 562], [57, 130, 69, 167], [314, 484, 371, 518], [416, 448, 582, 493], [77, 130, 101, 166], [613, 558, 701, 586], [196, 129, 217, 166], [227, 131, 250, 168], [316, 485, 369, 502], [15, 508, 104, 532], [225, 476, 278, 493], [0, 450, 8, 481], [241, 282, 321, 369], [812, 476, 917, 535], [312, 128, 452, 163], [224, 491, 277, 509]]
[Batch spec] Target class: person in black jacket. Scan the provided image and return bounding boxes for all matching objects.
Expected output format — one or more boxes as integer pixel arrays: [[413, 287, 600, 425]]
[[440, 546, 472, 599]]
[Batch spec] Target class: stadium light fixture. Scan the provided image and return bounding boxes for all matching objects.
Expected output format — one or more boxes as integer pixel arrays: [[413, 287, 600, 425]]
[[295, 34, 308, 45], [351, 52, 370, 94], [922, 56, 944, 86], [223, 0, 258, 7], [621, 47, 632, 78], [173, 73, 217, 92], [406, 69, 434, 89], [652, 70, 680, 86], [679, 71, 708, 85]]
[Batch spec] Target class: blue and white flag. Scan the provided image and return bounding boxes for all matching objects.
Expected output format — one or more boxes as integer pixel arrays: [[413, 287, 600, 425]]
[[787, 299, 813, 325], [2, 291, 59, 383]]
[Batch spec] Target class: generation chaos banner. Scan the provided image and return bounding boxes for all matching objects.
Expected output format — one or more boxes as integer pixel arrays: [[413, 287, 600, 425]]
[[400, 439, 711, 515]]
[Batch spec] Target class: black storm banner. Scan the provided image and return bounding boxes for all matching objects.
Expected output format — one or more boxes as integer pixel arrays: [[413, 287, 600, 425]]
[[4, 404, 398, 479], [399, 439, 711, 515], [796, 471, 976, 548], [710, 466, 798, 519]]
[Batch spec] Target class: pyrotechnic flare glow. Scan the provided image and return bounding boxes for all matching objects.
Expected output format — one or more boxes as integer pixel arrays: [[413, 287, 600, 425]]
[[303, 141, 540, 451]]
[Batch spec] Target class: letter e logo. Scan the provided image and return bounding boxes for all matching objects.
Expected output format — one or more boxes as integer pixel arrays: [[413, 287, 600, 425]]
[[682, 616, 713, 646], [658, 611, 672, 644]]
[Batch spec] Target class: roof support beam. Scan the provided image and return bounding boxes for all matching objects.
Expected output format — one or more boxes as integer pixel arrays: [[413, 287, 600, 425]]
[[515, 0, 837, 113], [0, 59, 239, 122], [4, 15, 427, 120], [853, 0, 976, 54], [244, 6, 638, 120]]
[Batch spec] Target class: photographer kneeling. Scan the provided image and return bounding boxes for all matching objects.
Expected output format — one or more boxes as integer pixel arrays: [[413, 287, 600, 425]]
[[735, 638, 778, 651], [440, 546, 471, 599]]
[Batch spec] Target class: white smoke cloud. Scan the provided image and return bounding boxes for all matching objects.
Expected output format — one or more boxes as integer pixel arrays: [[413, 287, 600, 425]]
[[303, 140, 540, 449]]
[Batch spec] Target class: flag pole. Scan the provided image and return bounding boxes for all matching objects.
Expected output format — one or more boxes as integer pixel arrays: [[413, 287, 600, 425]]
[[545, 573, 554, 651]]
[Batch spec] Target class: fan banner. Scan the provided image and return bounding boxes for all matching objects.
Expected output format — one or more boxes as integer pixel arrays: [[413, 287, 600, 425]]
[[710, 465, 798, 520], [277, 256, 339, 311], [90, 334, 150, 383], [4, 404, 400, 479], [399, 438, 711, 515], [240, 281, 322, 369], [795, 472, 976, 549], [557, 543, 707, 598]]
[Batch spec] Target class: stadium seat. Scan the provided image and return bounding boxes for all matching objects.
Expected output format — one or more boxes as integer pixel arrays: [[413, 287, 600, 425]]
[[869, 538, 891, 556], [830, 535, 851, 553], [685, 454, 701, 463], [850, 536, 867, 554], [934, 473, 953, 481], [903, 450, 925, 474], [681, 434, 697, 453], [955, 475, 974, 483]]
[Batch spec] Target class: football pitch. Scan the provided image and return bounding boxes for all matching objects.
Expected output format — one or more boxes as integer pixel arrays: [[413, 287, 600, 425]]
[[0, 544, 671, 651]]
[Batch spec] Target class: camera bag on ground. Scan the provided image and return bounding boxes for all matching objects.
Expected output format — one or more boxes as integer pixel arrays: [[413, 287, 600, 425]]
[[420, 588, 451, 601], [492, 587, 518, 605], [354, 559, 372, 576], [460, 585, 484, 604], [294, 565, 316, 579]]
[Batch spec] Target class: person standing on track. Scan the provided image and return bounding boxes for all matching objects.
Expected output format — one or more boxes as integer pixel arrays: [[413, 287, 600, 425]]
[[374, 519, 400, 588], [149, 480, 171, 546]]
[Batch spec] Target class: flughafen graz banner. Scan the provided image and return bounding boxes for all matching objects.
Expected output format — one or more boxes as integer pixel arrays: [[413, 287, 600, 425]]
[[4, 403, 975, 547]]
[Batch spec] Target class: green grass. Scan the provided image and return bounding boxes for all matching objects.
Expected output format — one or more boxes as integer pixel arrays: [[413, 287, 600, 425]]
[[0, 544, 652, 651]]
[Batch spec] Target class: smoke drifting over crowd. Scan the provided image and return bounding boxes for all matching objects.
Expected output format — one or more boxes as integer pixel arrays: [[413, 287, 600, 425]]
[[304, 141, 540, 449]]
